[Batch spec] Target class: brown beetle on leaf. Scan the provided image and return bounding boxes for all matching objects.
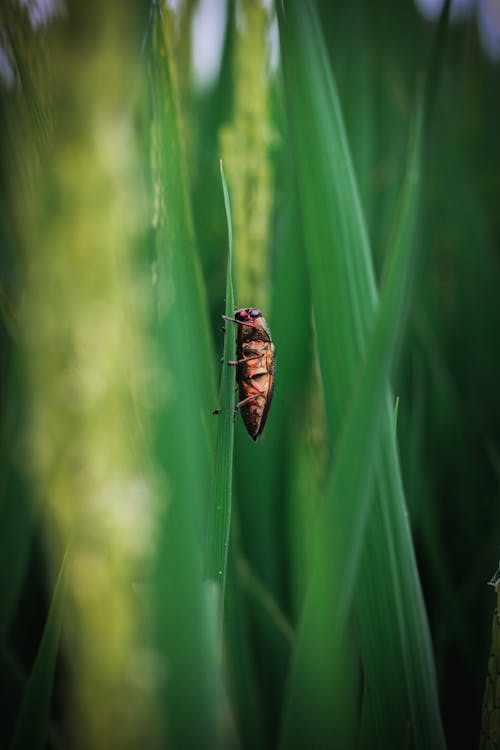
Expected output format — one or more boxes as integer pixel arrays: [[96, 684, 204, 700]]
[[222, 307, 275, 441]]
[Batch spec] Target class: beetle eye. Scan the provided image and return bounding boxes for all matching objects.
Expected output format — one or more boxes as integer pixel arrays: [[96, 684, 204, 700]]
[[249, 308, 261, 318]]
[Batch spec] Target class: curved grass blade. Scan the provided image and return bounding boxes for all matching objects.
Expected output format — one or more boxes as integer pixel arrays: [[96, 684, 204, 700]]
[[279, 89, 425, 750], [205, 161, 236, 605], [481, 569, 500, 748], [0, 476, 34, 645], [9, 548, 69, 750], [278, 1, 377, 440], [278, 1, 445, 747]]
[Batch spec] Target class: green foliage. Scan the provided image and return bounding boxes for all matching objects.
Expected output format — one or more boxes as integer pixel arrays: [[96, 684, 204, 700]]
[[1, 0, 500, 749], [148, 6, 221, 748], [278, 3, 443, 746]]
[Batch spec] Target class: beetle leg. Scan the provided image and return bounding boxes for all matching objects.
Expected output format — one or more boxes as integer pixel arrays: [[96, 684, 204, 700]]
[[227, 354, 260, 366], [249, 378, 266, 393], [234, 393, 261, 412]]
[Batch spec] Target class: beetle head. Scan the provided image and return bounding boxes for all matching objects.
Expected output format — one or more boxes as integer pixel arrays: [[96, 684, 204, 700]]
[[235, 308, 262, 322]]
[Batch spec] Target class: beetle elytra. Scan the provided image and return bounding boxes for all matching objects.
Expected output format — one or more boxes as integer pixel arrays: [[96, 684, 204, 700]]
[[222, 307, 275, 441]]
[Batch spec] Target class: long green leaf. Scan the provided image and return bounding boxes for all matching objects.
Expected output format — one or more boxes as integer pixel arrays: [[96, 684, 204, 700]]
[[0, 473, 34, 645], [205, 161, 236, 601], [278, 1, 445, 747], [148, 5, 221, 748], [279, 88, 424, 749], [9, 549, 69, 750], [278, 1, 377, 439]]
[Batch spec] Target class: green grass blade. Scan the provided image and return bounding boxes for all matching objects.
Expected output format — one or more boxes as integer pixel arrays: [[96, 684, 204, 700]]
[[279, 1, 445, 747], [279, 88, 424, 750], [0, 473, 34, 645], [205, 162, 236, 599], [148, 6, 222, 748], [480, 573, 500, 748], [424, 0, 451, 133], [9, 549, 69, 750], [278, 0, 377, 441], [224, 548, 266, 749]]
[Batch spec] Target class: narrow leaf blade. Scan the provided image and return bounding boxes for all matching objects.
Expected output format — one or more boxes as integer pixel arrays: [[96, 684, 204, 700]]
[[205, 162, 237, 599], [10, 549, 69, 750]]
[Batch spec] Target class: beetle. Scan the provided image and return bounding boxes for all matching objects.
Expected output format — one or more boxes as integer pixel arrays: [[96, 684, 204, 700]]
[[222, 307, 275, 441]]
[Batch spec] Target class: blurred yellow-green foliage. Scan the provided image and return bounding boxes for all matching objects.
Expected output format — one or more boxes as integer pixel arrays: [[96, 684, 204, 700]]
[[1, 1, 500, 749]]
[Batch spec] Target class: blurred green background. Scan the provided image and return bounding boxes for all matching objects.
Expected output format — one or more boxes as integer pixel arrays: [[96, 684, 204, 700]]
[[1, 0, 499, 748]]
